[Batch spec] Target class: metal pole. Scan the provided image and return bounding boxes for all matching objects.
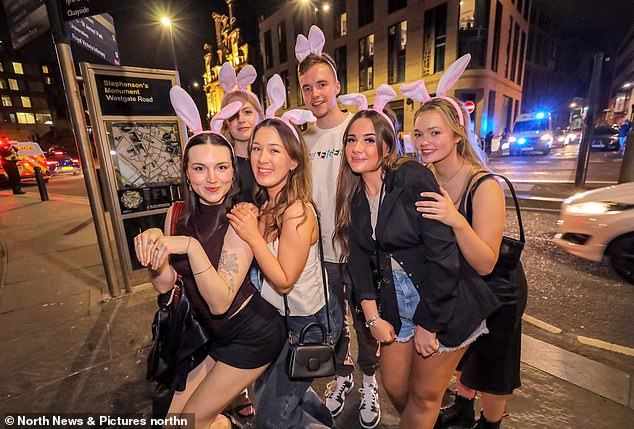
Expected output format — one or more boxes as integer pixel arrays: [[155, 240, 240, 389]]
[[168, 25, 179, 78], [575, 52, 604, 188], [44, 0, 122, 297]]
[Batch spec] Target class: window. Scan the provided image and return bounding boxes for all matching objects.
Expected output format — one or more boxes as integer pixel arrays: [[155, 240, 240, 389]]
[[486, 90, 496, 133], [517, 30, 526, 84], [0, 62, 3, 72], [12, 62, 24, 74], [16, 112, 36, 124], [388, 0, 407, 14], [514, 99, 520, 121], [333, 1, 347, 37], [8, 79, 19, 90], [21, 96, 31, 108], [42, 65, 49, 74], [10, 113, 17, 123], [501, 95, 513, 130], [458, 0, 490, 68], [359, 34, 374, 92], [423, 3, 447, 75], [278, 21, 288, 64], [264, 30, 273, 69], [36, 113, 53, 124], [45, 77, 52, 85], [504, 17, 513, 78], [334, 45, 347, 93], [296, 77, 304, 106], [358, 0, 373, 28], [491, 1, 503, 72], [0, 78, 6, 89], [280, 70, 290, 108], [1, 96, 12, 107], [510, 23, 520, 81], [388, 21, 407, 84]]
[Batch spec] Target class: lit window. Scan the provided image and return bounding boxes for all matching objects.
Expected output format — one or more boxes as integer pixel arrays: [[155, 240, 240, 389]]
[[36, 113, 53, 124], [8, 79, 19, 90], [42, 65, 49, 74], [0, 79, 7, 89], [21, 96, 32, 108], [45, 77, 52, 85], [0, 62, 3, 72], [1, 96, 12, 107], [16, 112, 36, 124], [12, 62, 24, 74]]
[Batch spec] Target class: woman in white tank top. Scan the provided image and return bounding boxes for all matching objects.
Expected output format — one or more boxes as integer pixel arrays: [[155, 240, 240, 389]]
[[228, 117, 342, 429]]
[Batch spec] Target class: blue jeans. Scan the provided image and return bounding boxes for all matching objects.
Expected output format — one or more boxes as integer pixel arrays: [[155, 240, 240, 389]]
[[253, 293, 343, 429]]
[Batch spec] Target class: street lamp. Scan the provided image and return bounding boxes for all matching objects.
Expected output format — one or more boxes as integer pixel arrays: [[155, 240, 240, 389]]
[[161, 17, 179, 79]]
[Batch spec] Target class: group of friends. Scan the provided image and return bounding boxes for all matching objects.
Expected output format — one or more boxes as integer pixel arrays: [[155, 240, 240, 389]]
[[134, 25, 527, 429]]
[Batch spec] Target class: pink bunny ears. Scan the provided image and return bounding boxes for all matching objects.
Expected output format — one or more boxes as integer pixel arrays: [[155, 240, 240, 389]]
[[169, 85, 242, 152], [295, 25, 338, 79], [264, 74, 316, 140], [338, 84, 398, 130], [400, 54, 471, 126], [218, 62, 263, 111]]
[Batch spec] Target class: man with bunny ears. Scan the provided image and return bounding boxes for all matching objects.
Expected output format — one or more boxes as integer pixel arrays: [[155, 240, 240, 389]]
[[296, 25, 381, 429]]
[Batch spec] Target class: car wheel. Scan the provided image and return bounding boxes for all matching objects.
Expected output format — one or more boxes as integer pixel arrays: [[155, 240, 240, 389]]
[[608, 234, 634, 285], [542, 148, 551, 155]]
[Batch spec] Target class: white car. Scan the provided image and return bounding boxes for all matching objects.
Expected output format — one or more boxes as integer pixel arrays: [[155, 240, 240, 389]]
[[553, 182, 634, 284]]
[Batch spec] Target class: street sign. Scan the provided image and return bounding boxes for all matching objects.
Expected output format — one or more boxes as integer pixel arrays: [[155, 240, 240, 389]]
[[59, 0, 112, 21], [465, 100, 476, 114], [64, 13, 120, 65], [2, 0, 51, 50]]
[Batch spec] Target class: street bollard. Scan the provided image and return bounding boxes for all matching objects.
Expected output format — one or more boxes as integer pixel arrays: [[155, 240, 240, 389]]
[[34, 166, 49, 201], [618, 132, 634, 184]]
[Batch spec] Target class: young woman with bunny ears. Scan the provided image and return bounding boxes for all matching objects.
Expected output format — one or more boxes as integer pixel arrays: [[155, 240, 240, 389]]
[[227, 74, 343, 429], [333, 83, 499, 429], [134, 87, 285, 429], [406, 56, 527, 429]]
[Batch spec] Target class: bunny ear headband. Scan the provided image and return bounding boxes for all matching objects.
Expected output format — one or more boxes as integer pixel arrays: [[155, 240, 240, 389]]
[[218, 62, 263, 112], [338, 84, 398, 130], [169, 85, 242, 155], [264, 74, 316, 140], [400, 54, 471, 126], [295, 25, 338, 80]]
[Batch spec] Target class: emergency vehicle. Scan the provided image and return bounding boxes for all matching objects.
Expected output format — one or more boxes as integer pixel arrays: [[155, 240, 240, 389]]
[[0, 138, 50, 182]]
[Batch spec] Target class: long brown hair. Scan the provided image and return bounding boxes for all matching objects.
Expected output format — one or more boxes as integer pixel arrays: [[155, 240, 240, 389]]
[[249, 119, 314, 241], [177, 133, 239, 235], [220, 91, 264, 144], [334, 110, 408, 260]]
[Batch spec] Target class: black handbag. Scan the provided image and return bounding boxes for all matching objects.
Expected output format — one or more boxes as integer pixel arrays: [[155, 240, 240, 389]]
[[284, 214, 336, 380], [465, 173, 527, 304]]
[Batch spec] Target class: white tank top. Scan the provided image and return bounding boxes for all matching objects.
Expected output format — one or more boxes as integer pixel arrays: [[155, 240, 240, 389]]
[[260, 208, 327, 316]]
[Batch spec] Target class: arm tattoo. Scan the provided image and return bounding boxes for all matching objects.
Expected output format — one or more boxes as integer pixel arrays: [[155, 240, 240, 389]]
[[218, 250, 239, 293]]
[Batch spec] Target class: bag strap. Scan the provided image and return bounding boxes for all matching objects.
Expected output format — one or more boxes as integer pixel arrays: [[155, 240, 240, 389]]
[[466, 173, 525, 244], [282, 205, 333, 344], [169, 201, 185, 236]]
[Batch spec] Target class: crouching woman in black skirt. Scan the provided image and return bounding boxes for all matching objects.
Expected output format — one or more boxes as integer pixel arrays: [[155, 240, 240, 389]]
[[135, 88, 285, 429]]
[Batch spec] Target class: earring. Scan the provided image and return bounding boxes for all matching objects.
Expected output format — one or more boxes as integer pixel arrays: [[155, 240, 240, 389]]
[[186, 178, 192, 191]]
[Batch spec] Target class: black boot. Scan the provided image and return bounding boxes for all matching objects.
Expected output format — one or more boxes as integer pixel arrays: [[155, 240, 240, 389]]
[[471, 411, 501, 429], [434, 392, 475, 428]]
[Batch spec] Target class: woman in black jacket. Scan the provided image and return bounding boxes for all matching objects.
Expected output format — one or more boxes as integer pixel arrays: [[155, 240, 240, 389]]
[[334, 109, 499, 429]]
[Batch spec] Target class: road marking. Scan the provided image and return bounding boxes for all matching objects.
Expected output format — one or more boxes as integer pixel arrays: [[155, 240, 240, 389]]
[[522, 314, 562, 334], [511, 161, 528, 165], [536, 160, 550, 164], [577, 336, 634, 357]]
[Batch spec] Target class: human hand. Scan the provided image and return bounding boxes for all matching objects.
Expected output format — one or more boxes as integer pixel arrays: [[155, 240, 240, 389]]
[[413, 326, 440, 358], [227, 204, 261, 245], [415, 187, 464, 228], [149, 235, 196, 270], [369, 318, 397, 344], [134, 228, 164, 267]]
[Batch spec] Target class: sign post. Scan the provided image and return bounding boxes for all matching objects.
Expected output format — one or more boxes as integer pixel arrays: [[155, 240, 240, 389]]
[[81, 64, 186, 286]]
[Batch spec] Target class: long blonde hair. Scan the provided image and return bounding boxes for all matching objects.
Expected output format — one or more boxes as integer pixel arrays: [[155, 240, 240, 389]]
[[221, 91, 264, 144], [334, 110, 408, 260], [249, 119, 314, 241], [414, 97, 488, 169]]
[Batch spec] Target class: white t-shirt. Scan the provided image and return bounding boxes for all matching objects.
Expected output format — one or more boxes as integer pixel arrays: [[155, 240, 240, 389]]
[[303, 112, 354, 263]]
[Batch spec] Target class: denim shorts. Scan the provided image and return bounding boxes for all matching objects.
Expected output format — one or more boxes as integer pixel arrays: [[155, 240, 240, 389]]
[[392, 267, 488, 350]]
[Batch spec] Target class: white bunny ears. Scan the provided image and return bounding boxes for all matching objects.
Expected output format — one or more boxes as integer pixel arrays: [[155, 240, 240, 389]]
[[400, 54, 471, 125], [169, 85, 242, 152], [295, 25, 338, 79], [218, 62, 263, 111], [264, 74, 316, 140], [339, 84, 398, 130]]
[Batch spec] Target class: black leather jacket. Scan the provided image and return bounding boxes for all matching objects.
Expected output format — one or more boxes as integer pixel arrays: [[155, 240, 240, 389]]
[[347, 161, 500, 347]]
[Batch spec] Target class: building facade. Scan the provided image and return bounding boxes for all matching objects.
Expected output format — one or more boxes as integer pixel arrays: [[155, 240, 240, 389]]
[[607, 27, 634, 125], [259, 0, 530, 136]]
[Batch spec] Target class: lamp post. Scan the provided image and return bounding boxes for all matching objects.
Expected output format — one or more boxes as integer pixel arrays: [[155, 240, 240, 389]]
[[161, 17, 179, 79]]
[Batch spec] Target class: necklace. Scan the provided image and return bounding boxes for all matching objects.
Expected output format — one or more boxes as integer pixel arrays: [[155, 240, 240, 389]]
[[438, 161, 465, 186], [367, 192, 380, 214]]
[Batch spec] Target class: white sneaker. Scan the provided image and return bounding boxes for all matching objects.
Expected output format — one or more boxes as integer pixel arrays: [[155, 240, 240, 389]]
[[325, 374, 354, 416], [359, 384, 381, 429]]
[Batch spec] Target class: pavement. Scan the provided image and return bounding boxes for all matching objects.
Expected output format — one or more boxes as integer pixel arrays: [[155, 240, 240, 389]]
[[1, 188, 634, 428]]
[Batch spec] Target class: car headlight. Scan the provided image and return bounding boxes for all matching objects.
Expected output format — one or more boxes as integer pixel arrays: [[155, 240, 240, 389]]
[[541, 133, 552, 141], [509, 136, 517, 142], [565, 201, 634, 215], [557, 136, 566, 142], [518, 137, 526, 144]]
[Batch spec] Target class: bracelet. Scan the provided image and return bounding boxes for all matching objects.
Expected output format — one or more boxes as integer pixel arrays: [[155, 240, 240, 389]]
[[193, 265, 212, 276], [365, 314, 380, 328]]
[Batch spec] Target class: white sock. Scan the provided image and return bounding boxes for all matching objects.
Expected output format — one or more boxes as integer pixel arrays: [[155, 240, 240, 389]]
[[363, 374, 377, 387]]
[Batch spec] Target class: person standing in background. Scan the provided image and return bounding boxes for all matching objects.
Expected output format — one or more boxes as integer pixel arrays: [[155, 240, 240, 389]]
[[0, 142, 25, 195]]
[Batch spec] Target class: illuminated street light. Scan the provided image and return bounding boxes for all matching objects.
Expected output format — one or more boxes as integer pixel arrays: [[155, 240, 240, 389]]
[[161, 17, 171, 26], [322, 4, 330, 11], [193, 82, 199, 88], [570, 102, 577, 108]]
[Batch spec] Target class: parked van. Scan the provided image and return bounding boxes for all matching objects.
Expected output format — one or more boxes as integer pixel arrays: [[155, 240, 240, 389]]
[[0, 140, 50, 182], [508, 112, 553, 155]]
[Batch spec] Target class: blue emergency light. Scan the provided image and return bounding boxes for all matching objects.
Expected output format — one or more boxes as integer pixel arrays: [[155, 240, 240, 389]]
[[535, 112, 546, 119]]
